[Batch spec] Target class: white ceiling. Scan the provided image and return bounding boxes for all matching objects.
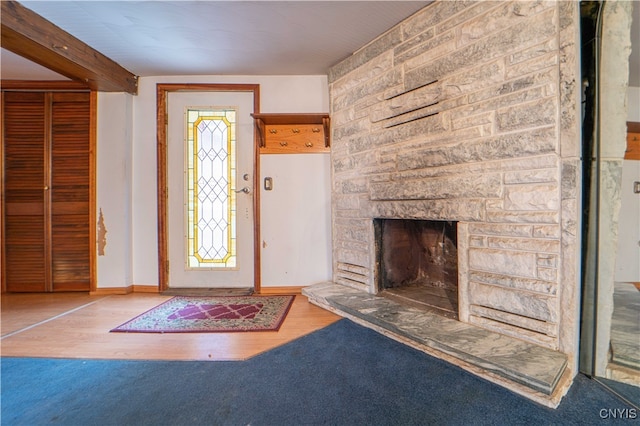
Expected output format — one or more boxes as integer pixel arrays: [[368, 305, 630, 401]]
[[1, 1, 430, 79], [1, 1, 637, 87]]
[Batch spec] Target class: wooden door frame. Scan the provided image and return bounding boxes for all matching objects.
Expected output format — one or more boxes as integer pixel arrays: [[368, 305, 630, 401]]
[[0, 81, 96, 293], [156, 83, 261, 293]]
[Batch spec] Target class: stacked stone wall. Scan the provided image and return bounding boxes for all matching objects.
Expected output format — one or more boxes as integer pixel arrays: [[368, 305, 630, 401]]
[[329, 1, 581, 353]]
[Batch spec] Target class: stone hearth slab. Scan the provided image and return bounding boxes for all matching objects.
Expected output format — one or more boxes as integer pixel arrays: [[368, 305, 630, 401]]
[[303, 282, 569, 406], [610, 282, 640, 370]]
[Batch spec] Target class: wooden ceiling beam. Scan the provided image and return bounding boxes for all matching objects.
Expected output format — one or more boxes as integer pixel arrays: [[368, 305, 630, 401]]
[[1, 1, 138, 94]]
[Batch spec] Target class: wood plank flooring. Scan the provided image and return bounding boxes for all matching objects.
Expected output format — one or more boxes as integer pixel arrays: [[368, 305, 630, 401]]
[[1, 293, 340, 361]]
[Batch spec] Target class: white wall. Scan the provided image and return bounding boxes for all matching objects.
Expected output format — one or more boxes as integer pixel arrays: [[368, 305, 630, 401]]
[[94, 85, 637, 291], [615, 86, 640, 282], [97, 75, 330, 289], [260, 154, 332, 287], [96, 92, 134, 288]]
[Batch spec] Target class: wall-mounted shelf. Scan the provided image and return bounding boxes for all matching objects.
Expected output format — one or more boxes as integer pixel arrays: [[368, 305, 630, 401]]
[[251, 113, 330, 154]]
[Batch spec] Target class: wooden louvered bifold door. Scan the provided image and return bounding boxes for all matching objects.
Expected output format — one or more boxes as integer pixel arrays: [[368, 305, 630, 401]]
[[50, 93, 91, 291], [2, 91, 91, 292], [3, 92, 48, 292]]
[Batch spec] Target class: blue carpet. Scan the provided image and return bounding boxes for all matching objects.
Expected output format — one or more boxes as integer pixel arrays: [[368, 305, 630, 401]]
[[1, 319, 636, 425]]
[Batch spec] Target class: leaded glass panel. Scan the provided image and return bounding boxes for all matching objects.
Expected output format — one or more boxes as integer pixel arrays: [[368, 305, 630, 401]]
[[186, 108, 237, 268]]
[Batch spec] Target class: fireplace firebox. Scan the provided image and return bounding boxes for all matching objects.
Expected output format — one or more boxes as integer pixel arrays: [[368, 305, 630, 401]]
[[375, 219, 458, 319]]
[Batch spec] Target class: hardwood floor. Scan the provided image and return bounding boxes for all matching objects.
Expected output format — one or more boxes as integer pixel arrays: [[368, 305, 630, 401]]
[[1, 292, 340, 361]]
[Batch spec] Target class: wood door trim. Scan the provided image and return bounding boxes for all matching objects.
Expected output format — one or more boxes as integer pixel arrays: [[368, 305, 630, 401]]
[[1, 80, 90, 92], [1, 91, 4, 293], [628, 121, 640, 161], [89, 92, 97, 293], [156, 83, 261, 293]]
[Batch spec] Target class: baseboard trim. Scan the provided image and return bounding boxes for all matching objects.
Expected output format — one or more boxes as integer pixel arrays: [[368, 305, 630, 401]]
[[132, 285, 161, 293], [91, 285, 301, 295], [90, 287, 131, 296], [257, 286, 304, 295], [90, 285, 160, 295]]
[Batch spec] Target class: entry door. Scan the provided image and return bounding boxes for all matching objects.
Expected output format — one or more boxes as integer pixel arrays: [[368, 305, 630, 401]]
[[167, 92, 254, 288]]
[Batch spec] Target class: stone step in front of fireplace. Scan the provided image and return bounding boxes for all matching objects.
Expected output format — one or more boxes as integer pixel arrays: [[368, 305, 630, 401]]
[[303, 282, 572, 408]]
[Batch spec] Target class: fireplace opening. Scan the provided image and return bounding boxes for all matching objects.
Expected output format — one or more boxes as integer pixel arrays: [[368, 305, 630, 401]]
[[375, 219, 458, 319]]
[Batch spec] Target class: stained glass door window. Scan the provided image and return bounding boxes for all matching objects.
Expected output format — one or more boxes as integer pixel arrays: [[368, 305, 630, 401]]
[[186, 108, 237, 268]]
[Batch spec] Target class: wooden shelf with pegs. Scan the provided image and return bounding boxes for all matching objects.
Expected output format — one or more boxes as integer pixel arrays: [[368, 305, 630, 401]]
[[251, 113, 330, 154]]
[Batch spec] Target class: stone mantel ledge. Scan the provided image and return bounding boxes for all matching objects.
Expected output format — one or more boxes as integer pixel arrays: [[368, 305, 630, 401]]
[[303, 282, 573, 408]]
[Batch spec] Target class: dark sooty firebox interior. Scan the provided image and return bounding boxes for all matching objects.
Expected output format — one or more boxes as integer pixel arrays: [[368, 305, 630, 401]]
[[376, 219, 458, 319]]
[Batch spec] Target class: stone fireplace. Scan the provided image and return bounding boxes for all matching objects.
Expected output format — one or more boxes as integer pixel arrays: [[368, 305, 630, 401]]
[[304, 1, 582, 408], [324, 0, 582, 352], [376, 219, 458, 319]]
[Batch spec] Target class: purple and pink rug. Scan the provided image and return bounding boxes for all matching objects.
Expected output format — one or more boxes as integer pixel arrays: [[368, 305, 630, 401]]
[[110, 295, 295, 333]]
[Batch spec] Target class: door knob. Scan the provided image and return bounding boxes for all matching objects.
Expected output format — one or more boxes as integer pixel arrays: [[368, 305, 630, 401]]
[[44, 186, 49, 190], [234, 187, 250, 194]]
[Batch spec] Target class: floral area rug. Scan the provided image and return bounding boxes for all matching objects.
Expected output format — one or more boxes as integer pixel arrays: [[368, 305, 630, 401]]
[[110, 295, 295, 333]]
